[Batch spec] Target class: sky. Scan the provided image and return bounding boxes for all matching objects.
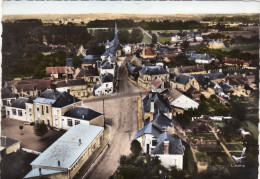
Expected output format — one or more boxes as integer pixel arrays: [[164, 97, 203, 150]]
[[3, 1, 260, 15]]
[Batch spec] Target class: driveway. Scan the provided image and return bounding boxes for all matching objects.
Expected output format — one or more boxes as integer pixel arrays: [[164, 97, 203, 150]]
[[83, 57, 147, 179]]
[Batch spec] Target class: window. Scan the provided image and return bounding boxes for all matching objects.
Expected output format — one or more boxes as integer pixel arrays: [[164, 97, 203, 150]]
[[46, 106, 49, 113], [83, 92, 85, 96], [99, 136, 103, 143], [78, 92, 81, 96], [29, 108, 31, 112], [12, 109, 17, 115], [42, 105, 44, 115], [67, 119, 73, 126], [18, 110, 23, 116], [75, 120, 80, 125]]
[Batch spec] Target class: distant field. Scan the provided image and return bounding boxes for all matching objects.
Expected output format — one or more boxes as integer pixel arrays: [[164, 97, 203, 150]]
[[151, 29, 198, 33], [221, 42, 259, 52]]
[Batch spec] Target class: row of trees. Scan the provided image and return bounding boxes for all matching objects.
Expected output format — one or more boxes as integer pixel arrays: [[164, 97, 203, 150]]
[[2, 50, 67, 80]]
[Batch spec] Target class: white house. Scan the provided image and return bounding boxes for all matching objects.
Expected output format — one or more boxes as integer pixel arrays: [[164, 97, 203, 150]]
[[93, 73, 114, 96], [5, 97, 29, 121], [171, 35, 180, 42], [133, 121, 184, 170], [99, 60, 115, 76], [195, 34, 203, 42], [124, 45, 132, 55], [61, 107, 104, 130], [190, 53, 214, 64]]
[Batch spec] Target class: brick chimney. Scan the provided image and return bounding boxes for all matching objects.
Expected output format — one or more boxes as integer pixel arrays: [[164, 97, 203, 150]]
[[150, 100, 154, 121], [164, 141, 169, 154]]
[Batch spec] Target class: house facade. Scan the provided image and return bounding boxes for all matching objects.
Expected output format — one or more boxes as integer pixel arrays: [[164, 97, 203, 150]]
[[170, 74, 200, 92], [138, 66, 169, 89], [5, 97, 30, 121]]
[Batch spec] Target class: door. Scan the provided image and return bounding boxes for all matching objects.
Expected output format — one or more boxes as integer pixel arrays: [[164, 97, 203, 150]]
[[146, 144, 150, 154]]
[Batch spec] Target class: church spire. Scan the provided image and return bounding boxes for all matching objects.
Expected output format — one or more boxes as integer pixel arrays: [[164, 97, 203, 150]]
[[114, 22, 118, 41]]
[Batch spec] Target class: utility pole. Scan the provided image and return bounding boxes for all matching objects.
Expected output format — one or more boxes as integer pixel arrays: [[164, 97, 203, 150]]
[[103, 98, 105, 127]]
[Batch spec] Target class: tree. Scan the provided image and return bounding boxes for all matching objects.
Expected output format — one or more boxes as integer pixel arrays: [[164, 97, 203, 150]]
[[181, 40, 190, 52], [130, 140, 142, 155], [19, 126, 23, 135], [130, 28, 143, 43], [118, 30, 130, 44], [152, 34, 157, 44], [72, 56, 82, 68], [34, 121, 48, 137]]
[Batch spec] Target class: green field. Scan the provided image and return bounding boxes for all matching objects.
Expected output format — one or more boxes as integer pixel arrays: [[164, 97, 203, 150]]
[[158, 37, 171, 44], [142, 33, 152, 44], [196, 152, 232, 165], [221, 42, 259, 52]]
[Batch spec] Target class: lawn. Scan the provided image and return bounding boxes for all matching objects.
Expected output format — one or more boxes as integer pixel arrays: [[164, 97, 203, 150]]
[[157, 37, 171, 44], [187, 133, 217, 141], [142, 33, 152, 44], [196, 152, 233, 165]]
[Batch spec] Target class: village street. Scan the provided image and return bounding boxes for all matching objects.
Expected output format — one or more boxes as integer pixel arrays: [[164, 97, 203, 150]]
[[83, 57, 148, 179]]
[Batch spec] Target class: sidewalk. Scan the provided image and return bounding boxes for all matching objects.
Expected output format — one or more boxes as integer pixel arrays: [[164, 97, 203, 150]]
[[137, 98, 143, 130], [73, 125, 111, 179]]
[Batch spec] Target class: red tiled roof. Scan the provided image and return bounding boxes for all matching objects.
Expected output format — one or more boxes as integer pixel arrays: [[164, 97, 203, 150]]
[[145, 48, 155, 56], [167, 55, 177, 62], [46, 67, 67, 74], [223, 59, 244, 65], [151, 78, 162, 89]]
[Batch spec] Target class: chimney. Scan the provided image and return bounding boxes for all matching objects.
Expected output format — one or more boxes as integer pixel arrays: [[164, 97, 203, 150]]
[[58, 160, 60, 167], [164, 141, 169, 154], [219, 68, 222, 73], [79, 139, 82, 146], [173, 75, 176, 83], [65, 78, 68, 83], [150, 100, 154, 113]]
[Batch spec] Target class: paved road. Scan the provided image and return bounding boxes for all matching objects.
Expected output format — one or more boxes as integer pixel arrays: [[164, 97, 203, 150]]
[[84, 57, 147, 179]]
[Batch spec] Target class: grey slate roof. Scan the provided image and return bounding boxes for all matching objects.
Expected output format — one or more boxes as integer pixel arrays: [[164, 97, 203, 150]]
[[1, 87, 15, 99], [139, 66, 168, 76], [133, 121, 163, 141], [11, 97, 30, 109], [219, 82, 233, 92], [149, 110, 174, 131], [76, 68, 99, 78], [151, 132, 184, 155], [190, 54, 211, 60], [127, 64, 142, 74], [143, 93, 171, 113], [81, 55, 101, 64], [39, 89, 80, 108], [63, 107, 102, 121], [100, 60, 114, 69], [208, 82, 223, 94], [66, 58, 73, 67], [100, 73, 114, 83], [174, 74, 194, 85], [192, 72, 225, 86], [56, 79, 87, 88]]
